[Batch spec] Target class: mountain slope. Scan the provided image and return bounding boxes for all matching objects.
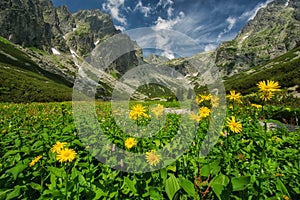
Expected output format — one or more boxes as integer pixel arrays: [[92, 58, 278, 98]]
[[224, 46, 300, 98], [0, 37, 72, 102], [215, 0, 300, 75]]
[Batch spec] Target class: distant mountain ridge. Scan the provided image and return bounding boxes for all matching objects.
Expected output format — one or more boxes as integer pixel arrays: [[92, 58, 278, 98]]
[[0, 0, 300, 102], [215, 0, 300, 75]]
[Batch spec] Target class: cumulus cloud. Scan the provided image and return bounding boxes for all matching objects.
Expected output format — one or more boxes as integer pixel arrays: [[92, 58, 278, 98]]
[[134, 0, 152, 17], [114, 25, 125, 31], [217, 16, 237, 40], [102, 0, 127, 25], [156, 0, 174, 9], [153, 11, 185, 30], [204, 44, 217, 52]]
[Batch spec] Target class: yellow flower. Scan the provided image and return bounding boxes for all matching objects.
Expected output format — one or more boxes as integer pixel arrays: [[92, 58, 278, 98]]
[[226, 116, 242, 133], [199, 106, 211, 118], [129, 104, 149, 120], [257, 80, 280, 92], [56, 148, 77, 163], [251, 103, 262, 109], [151, 104, 164, 118], [190, 113, 201, 122], [257, 80, 280, 101], [29, 155, 42, 167], [259, 91, 274, 101], [146, 150, 161, 166], [196, 94, 211, 104], [227, 90, 242, 103], [282, 195, 289, 200], [51, 141, 67, 153], [211, 95, 219, 107], [124, 137, 137, 149]]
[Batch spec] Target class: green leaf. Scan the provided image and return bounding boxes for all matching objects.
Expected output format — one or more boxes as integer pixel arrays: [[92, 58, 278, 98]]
[[93, 188, 108, 199], [6, 186, 22, 200], [72, 139, 85, 147], [200, 164, 210, 177], [167, 165, 176, 172], [47, 166, 66, 178], [276, 178, 290, 198], [29, 182, 42, 191], [165, 174, 180, 200], [160, 168, 167, 184], [178, 178, 195, 198], [149, 188, 161, 199], [42, 190, 64, 198], [231, 176, 250, 191], [210, 159, 221, 175], [211, 174, 229, 200], [124, 177, 137, 194], [6, 163, 28, 180]]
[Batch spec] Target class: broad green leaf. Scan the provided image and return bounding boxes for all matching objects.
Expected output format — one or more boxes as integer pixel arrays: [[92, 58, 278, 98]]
[[211, 174, 229, 200], [47, 166, 66, 178], [6, 186, 21, 200], [93, 188, 108, 199], [124, 177, 137, 194], [231, 176, 250, 191], [210, 159, 221, 175], [178, 178, 195, 198], [200, 164, 210, 177], [6, 163, 28, 180], [29, 182, 42, 191], [165, 174, 180, 200]]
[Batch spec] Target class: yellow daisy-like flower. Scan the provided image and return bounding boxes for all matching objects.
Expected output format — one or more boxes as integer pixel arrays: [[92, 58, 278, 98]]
[[257, 80, 280, 92], [226, 90, 242, 103], [211, 95, 219, 108], [145, 150, 161, 166], [151, 104, 164, 118], [199, 106, 211, 118], [196, 94, 211, 104], [251, 103, 262, 109], [190, 113, 201, 122], [51, 141, 67, 153], [56, 148, 77, 163], [129, 104, 149, 120], [226, 116, 242, 133], [257, 80, 280, 101], [29, 155, 43, 167], [124, 137, 137, 149], [259, 91, 274, 101]]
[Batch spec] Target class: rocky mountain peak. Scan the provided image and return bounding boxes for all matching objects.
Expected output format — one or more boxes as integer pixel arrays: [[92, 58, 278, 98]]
[[215, 0, 300, 75]]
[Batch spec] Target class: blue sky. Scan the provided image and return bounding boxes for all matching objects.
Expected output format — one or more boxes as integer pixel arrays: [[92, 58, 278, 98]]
[[52, 0, 274, 58]]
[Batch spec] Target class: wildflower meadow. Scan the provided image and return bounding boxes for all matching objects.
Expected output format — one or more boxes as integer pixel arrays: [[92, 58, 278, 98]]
[[0, 80, 299, 199]]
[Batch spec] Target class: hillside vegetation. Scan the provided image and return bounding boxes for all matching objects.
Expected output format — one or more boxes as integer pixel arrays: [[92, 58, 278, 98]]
[[0, 37, 72, 102]]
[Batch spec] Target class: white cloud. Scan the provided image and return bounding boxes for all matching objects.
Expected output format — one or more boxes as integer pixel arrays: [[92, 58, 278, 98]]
[[134, 0, 152, 17], [167, 7, 174, 18], [156, 0, 174, 8], [114, 25, 125, 31], [204, 44, 217, 52], [162, 50, 175, 59], [217, 16, 237, 40], [153, 11, 185, 30], [102, 0, 127, 25]]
